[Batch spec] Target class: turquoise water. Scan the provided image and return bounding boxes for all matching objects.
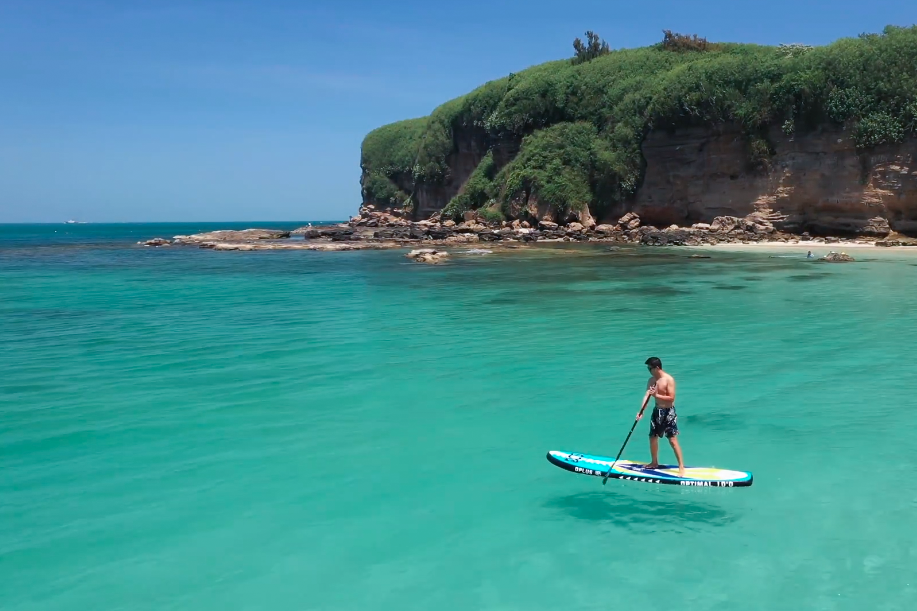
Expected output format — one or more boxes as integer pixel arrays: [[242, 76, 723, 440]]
[[2, 224, 916, 610]]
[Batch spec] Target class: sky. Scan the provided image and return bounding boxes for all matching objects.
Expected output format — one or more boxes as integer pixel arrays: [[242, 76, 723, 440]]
[[1, 0, 916, 223]]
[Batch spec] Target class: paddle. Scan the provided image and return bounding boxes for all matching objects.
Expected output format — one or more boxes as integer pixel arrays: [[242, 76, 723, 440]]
[[602, 390, 653, 485]]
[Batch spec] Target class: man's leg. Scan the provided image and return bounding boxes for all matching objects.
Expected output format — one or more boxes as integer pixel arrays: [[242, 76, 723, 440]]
[[647, 435, 660, 468], [668, 436, 685, 477]]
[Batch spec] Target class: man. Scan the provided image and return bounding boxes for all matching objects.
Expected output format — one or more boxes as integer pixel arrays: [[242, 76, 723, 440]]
[[637, 357, 685, 476]]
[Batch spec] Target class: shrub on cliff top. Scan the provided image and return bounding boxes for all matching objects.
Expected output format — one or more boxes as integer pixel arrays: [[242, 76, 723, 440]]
[[572, 31, 611, 65]]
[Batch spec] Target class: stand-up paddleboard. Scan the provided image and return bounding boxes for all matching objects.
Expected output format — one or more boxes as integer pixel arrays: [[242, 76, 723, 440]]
[[547, 450, 752, 487]]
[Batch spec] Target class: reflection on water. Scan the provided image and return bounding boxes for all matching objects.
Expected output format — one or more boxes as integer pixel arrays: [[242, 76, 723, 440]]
[[544, 491, 737, 532]]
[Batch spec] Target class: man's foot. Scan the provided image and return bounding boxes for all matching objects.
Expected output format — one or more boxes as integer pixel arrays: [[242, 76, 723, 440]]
[[678, 468, 686, 477], [645, 463, 660, 470]]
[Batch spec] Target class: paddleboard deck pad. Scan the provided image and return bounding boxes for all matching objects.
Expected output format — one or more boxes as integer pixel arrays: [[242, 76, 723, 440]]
[[547, 450, 752, 487]]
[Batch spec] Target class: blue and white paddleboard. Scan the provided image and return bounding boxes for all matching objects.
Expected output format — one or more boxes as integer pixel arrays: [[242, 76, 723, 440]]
[[547, 450, 753, 487]]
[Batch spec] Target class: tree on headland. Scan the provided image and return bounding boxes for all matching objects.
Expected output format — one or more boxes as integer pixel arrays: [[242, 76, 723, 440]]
[[661, 30, 717, 52], [572, 31, 610, 64]]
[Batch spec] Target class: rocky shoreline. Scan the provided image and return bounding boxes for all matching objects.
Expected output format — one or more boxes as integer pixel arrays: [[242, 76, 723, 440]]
[[139, 206, 917, 256]]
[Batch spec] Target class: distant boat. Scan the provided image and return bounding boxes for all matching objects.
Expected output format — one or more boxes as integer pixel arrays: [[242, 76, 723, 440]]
[[64, 220, 86, 224]]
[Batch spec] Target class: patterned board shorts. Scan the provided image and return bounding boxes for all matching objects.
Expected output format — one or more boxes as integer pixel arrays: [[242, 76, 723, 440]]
[[649, 406, 679, 438]]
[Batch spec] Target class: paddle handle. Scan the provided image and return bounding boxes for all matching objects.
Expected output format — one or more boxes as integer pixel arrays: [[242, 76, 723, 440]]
[[602, 394, 652, 485]]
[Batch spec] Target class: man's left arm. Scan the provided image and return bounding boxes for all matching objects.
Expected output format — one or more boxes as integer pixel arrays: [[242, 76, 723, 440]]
[[652, 383, 675, 402]]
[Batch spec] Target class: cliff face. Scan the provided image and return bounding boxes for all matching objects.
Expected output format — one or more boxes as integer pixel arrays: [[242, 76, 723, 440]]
[[633, 125, 917, 235], [362, 125, 917, 236]]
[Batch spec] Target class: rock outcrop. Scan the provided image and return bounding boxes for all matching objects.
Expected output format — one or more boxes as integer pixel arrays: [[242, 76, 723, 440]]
[[174, 229, 291, 243]]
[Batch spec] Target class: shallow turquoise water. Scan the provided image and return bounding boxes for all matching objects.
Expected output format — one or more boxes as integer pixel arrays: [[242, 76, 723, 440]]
[[2, 225, 916, 610]]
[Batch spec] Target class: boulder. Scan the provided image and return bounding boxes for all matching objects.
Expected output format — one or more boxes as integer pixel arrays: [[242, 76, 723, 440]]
[[566, 222, 585, 233], [320, 227, 354, 239], [428, 229, 453, 240], [691, 223, 712, 231], [204, 242, 256, 251], [296, 228, 322, 239], [825, 236, 839, 244], [641, 230, 669, 246], [463, 211, 477, 222], [442, 220, 456, 228], [373, 228, 410, 239], [409, 225, 429, 240], [406, 249, 449, 264], [617, 212, 641, 230], [444, 233, 479, 244], [594, 224, 617, 235], [571, 206, 596, 229], [539, 220, 559, 230]]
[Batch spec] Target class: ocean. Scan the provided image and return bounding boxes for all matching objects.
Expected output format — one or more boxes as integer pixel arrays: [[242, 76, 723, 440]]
[[1, 224, 915, 610]]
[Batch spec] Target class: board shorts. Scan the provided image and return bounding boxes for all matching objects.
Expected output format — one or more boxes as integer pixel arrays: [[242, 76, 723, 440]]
[[649, 406, 679, 438]]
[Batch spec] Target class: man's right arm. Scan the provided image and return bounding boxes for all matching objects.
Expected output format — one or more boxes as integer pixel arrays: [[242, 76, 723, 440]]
[[636, 384, 655, 420]]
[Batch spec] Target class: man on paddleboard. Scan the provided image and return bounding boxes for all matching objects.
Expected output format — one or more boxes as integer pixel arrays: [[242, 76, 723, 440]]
[[638, 357, 686, 477]]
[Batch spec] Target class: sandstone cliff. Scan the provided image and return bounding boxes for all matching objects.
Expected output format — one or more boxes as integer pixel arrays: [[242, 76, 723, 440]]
[[633, 125, 917, 235]]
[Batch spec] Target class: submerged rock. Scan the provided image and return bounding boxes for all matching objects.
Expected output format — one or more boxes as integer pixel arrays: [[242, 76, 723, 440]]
[[406, 249, 449, 264], [819, 251, 855, 262], [139, 238, 171, 247]]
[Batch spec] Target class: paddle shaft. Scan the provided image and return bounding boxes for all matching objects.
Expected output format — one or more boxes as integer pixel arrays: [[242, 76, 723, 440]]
[[602, 393, 652, 485]]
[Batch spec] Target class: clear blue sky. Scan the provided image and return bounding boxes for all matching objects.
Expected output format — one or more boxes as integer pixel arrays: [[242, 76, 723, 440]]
[[1, 0, 915, 222]]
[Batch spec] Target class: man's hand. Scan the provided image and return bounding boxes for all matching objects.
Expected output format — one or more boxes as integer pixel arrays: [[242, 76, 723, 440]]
[[636, 412, 643, 421], [646, 385, 657, 397]]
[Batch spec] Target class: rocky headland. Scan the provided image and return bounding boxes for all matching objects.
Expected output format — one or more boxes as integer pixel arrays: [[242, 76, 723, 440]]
[[143, 29, 917, 262]]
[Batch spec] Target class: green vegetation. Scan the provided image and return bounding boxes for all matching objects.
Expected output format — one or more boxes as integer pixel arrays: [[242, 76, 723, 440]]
[[440, 151, 497, 219], [362, 26, 917, 218]]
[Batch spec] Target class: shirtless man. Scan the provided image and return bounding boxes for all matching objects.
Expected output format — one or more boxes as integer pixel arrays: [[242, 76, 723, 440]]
[[637, 357, 685, 476]]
